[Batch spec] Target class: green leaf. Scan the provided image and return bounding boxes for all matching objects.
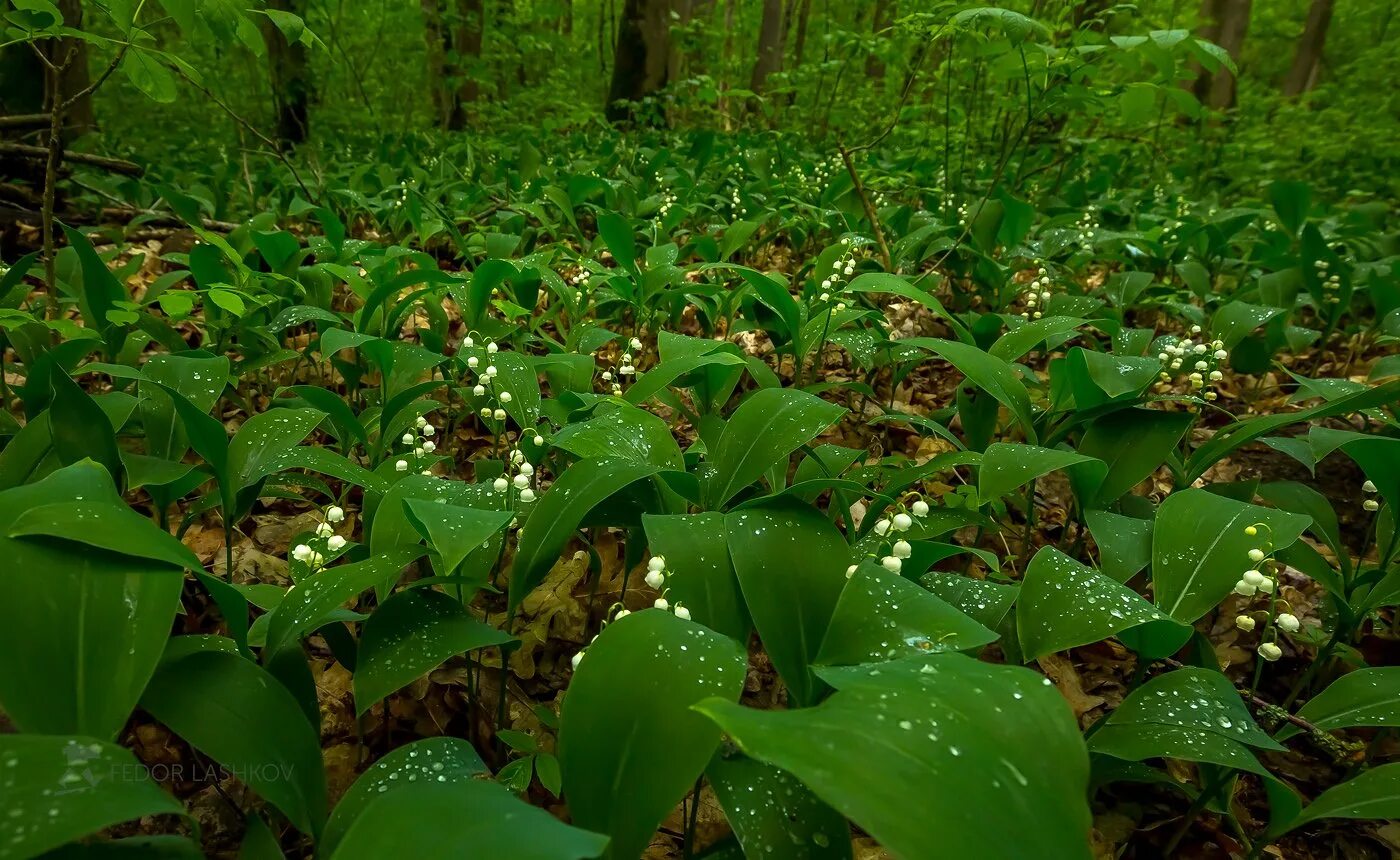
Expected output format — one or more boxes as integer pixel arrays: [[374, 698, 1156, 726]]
[[140, 648, 328, 837], [227, 408, 325, 496], [1016, 547, 1188, 661], [510, 459, 662, 613], [696, 655, 1091, 860], [1084, 510, 1153, 583], [978, 442, 1095, 503], [1105, 667, 1283, 751], [1268, 181, 1311, 234], [403, 499, 512, 578], [321, 737, 488, 856], [706, 750, 851, 859], [1073, 408, 1193, 509], [120, 50, 177, 102], [595, 210, 640, 281], [552, 403, 683, 470], [919, 572, 1019, 629], [354, 589, 512, 715], [1090, 723, 1267, 775], [1278, 668, 1400, 741], [49, 369, 124, 485], [725, 502, 849, 706], [817, 562, 997, 665], [1274, 763, 1400, 836], [330, 780, 608, 860], [0, 735, 184, 858], [264, 548, 422, 657], [59, 225, 127, 358], [903, 338, 1038, 444], [0, 464, 186, 739], [559, 610, 746, 860], [642, 512, 751, 642], [705, 388, 844, 509], [1152, 489, 1310, 624]]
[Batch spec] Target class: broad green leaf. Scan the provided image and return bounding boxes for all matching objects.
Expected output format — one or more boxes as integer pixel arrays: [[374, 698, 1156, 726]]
[[552, 403, 683, 469], [559, 610, 745, 860], [1072, 408, 1193, 508], [696, 655, 1091, 860], [227, 408, 325, 494], [140, 648, 328, 837], [0, 735, 184, 858], [725, 501, 849, 706], [510, 459, 663, 613], [1066, 349, 1160, 406], [706, 750, 851, 860], [904, 338, 1038, 444], [1106, 667, 1283, 751], [1342, 437, 1400, 530], [643, 512, 752, 642], [989, 316, 1086, 362], [330, 780, 608, 860], [1278, 668, 1400, 741], [1084, 510, 1153, 583], [321, 737, 489, 856], [705, 388, 844, 508], [919, 572, 1019, 629], [0, 463, 186, 739], [1017, 548, 1188, 661], [263, 548, 422, 658], [978, 442, 1095, 503], [1089, 723, 1267, 775], [354, 589, 512, 715], [403, 499, 512, 578], [1153, 490, 1310, 623], [49, 369, 124, 485], [1274, 763, 1400, 836], [817, 562, 997, 665]]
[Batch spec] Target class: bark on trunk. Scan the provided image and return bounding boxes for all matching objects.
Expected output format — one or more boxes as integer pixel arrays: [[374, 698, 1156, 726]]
[[262, 0, 313, 146], [750, 0, 785, 94], [1193, 0, 1251, 111], [606, 0, 670, 123], [865, 0, 893, 81], [1282, 0, 1333, 97]]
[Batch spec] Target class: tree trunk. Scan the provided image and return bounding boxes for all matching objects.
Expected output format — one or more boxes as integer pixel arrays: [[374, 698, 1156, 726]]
[[421, 0, 453, 128], [667, 0, 694, 84], [606, 0, 670, 123], [1282, 0, 1333, 97], [453, 0, 484, 116], [1193, 0, 1250, 110], [750, 0, 785, 94], [262, 0, 312, 146], [791, 0, 812, 68], [865, 0, 892, 81]]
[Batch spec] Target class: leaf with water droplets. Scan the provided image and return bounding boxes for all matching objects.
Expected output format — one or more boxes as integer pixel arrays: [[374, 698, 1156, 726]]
[[0, 735, 185, 859], [139, 650, 328, 837], [707, 750, 851, 860], [1089, 723, 1268, 775], [354, 589, 512, 716], [977, 442, 1096, 503], [403, 499, 512, 580], [1272, 763, 1400, 837], [1278, 667, 1400, 741], [1017, 547, 1188, 661], [552, 403, 683, 470], [725, 501, 849, 706], [263, 548, 424, 659], [559, 610, 745, 860], [696, 655, 1092, 859], [1105, 667, 1283, 751], [817, 562, 997, 665], [920, 571, 1019, 629], [510, 458, 663, 613], [320, 737, 488, 855], [329, 779, 608, 860], [1152, 489, 1310, 624], [643, 512, 751, 642], [0, 463, 186, 740], [705, 388, 844, 509]]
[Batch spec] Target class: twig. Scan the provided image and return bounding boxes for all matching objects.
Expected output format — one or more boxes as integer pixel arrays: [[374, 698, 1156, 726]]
[[169, 67, 317, 203], [0, 142, 143, 176], [0, 113, 51, 130], [836, 145, 892, 272]]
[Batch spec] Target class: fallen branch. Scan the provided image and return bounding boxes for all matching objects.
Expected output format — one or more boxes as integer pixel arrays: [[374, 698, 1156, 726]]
[[0, 113, 52, 130], [0, 142, 143, 176]]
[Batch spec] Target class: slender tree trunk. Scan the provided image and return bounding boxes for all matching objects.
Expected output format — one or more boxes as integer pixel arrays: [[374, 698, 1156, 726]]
[[1193, 0, 1250, 110], [421, 0, 453, 127], [453, 0, 484, 117], [865, 0, 892, 81], [262, 0, 313, 146], [606, 0, 670, 123], [750, 0, 785, 95], [667, 0, 694, 83], [791, 0, 812, 68], [1282, 0, 1333, 97], [563, 0, 574, 36]]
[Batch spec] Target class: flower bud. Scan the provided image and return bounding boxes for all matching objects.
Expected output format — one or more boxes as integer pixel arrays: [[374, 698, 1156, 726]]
[[911, 500, 929, 517], [873, 518, 891, 535], [571, 651, 584, 670], [519, 488, 536, 503], [493, 477, 509, 492], [327, 535, 347, 551], [1363, 480, 1377, 493], [1258, 642, 1282, 661], [395, 460, 409, 472], [881, 556, 902, 572], [326, 505, 345, 523], [893, 513, 913, 531], [645, 570, 665, 589], [1276, 613, 1300, 633], [1247, 548, 1265, 563], [893, 540, 912, 559], [1234, 615, 1255, 632], [654, 597, 670, 611], [673, 604, 691, 621]]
